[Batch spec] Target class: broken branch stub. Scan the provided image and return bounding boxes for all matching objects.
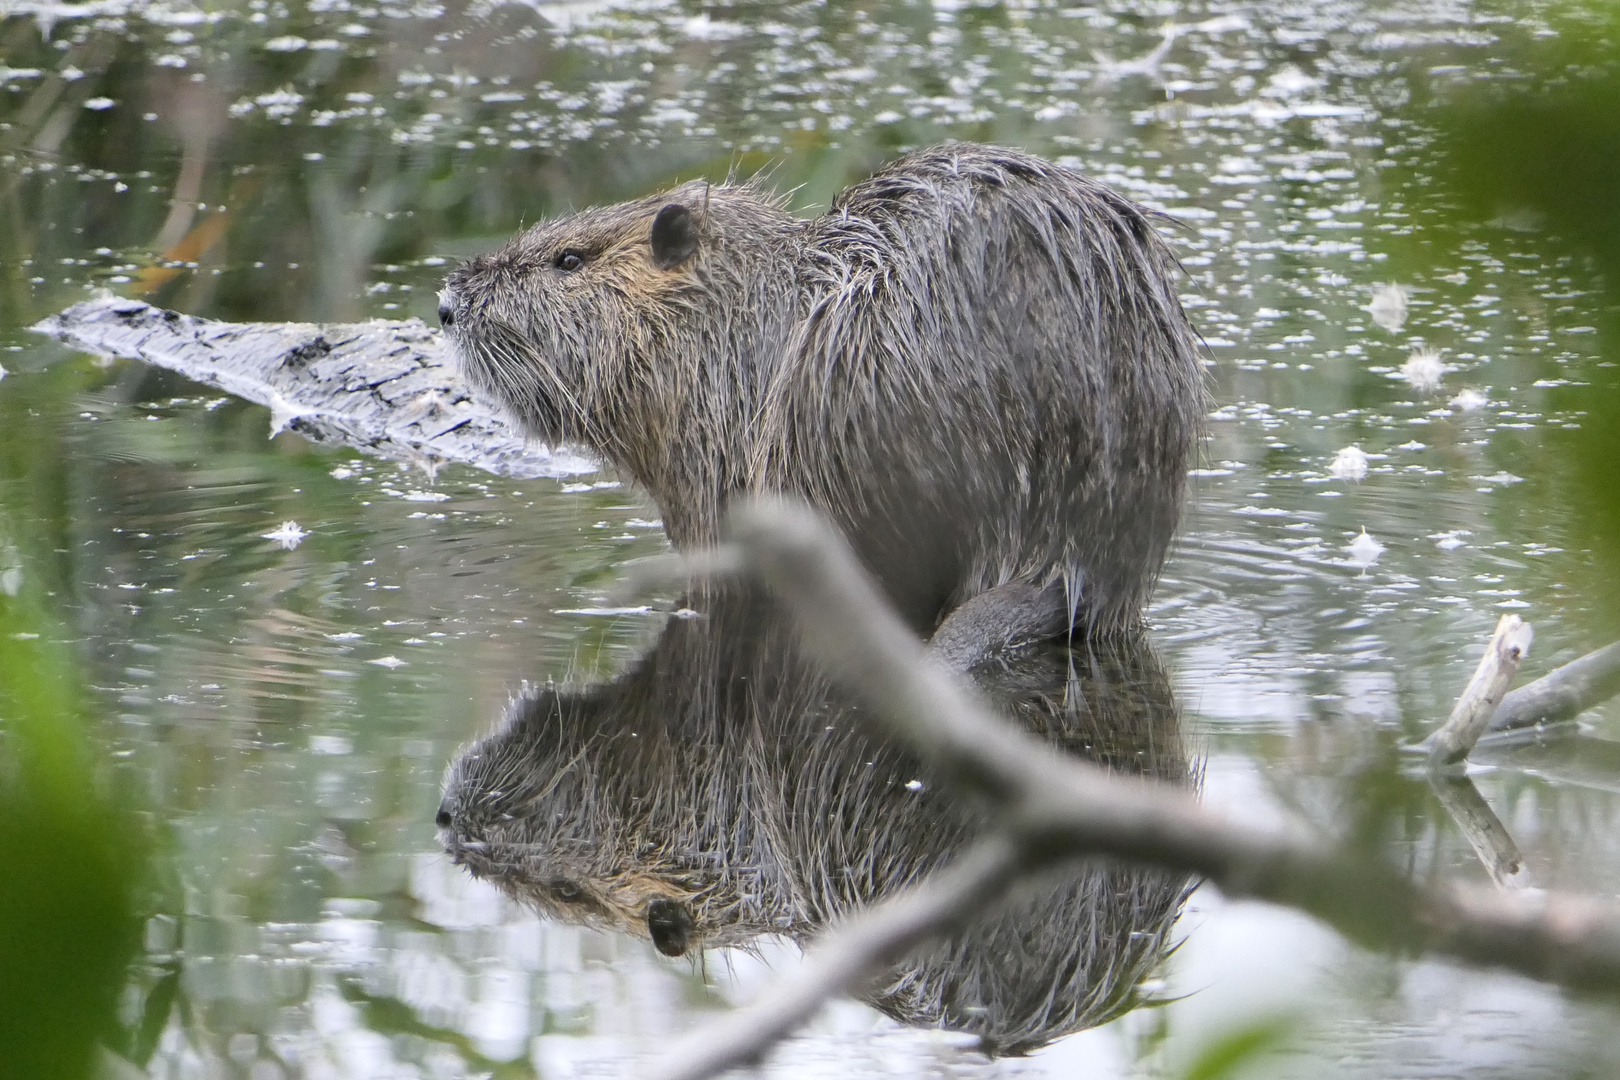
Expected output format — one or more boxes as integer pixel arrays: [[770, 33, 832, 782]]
[[1424, 615, 1534, 768]]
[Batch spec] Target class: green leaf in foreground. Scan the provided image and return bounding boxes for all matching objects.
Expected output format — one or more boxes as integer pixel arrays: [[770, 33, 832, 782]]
[[0, 582, 144, 1078], [1180, 1016, 1297, 1080]]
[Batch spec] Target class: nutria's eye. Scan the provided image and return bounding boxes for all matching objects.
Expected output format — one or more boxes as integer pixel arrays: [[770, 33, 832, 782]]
[[548, 878, 584, 902], [554, 250, 585, 272]]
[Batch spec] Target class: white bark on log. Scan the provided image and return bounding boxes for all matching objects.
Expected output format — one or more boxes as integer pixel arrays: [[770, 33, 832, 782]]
[[32, 296, 594, 480]]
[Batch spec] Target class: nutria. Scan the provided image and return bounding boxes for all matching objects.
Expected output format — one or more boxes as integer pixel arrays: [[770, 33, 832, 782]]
[[438, 144, 1204, 636], [437, 587, 1193, 1054]]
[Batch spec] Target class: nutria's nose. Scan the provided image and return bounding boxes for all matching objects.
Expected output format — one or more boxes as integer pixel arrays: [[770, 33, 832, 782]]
[[437, 302, 454, 328]]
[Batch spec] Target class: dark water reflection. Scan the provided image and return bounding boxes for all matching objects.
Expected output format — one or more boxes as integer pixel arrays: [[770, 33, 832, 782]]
[[6, 0, 1620, 1076], [439, 588, 1191, 1057]]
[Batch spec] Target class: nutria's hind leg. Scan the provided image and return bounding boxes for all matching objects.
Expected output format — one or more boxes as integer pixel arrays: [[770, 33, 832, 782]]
[[928, 581, 1072, 673]]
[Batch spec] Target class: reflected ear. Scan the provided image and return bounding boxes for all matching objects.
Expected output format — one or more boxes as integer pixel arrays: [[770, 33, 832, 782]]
[[646, 897, 694, 957], [649, 203, 700, 270]]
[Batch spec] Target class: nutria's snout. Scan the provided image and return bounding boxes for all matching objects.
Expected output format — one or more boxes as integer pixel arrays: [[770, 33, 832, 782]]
[[436, 796, 479, 867]]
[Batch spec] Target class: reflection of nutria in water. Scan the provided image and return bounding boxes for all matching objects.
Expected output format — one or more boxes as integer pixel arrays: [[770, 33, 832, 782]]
[[438, 591, 1193, 1055], [438, 144, 1204, 637]]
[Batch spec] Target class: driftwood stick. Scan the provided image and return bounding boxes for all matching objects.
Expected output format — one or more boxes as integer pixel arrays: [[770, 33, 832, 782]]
[[1422, 615, 1534, 768], [646, 500, 1620, 1080], [1428, 776, 1530, 890], [32, 296, 588, 480], [1489, 640, 1620, 734], [651, 833, 1024, 1080]]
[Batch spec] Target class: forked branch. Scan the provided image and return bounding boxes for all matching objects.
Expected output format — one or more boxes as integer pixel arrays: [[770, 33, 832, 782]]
[[642, 501, 1620, 1080]]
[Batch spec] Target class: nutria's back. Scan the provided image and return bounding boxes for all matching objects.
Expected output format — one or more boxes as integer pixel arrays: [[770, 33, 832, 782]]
[[440, 143, 1203, 635], [762, 146, 1203, 631]]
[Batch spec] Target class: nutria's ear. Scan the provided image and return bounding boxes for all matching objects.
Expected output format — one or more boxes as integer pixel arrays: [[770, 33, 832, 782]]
[[646, 897, 694, 957], [649, 203, 700, 270]]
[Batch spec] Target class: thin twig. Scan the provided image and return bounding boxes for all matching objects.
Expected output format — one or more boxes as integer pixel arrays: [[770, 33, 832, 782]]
[[1421, 615, 1533, 767], [644, 499, 1620, 1079], [651, 834, 1024, 1080]]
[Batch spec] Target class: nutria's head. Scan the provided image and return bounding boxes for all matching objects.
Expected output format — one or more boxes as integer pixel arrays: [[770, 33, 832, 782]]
[[438, 183, 800, 541]]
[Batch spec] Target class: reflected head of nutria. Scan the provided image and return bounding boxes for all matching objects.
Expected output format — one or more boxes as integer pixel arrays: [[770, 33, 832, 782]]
[[436, 679, 785, 959], [437, 180, 801, 544]]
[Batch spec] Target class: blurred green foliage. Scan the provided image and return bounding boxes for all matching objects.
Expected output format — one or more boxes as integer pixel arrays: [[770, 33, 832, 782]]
[[0, 365, 144, 1079], [1427, 2, 1620, 630], [1179, 1015, 1297, 1080]]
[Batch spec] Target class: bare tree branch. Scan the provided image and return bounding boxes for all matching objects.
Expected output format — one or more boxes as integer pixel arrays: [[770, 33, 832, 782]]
[[643, 499, 1620, 1080], [32, 296, 585, 479]]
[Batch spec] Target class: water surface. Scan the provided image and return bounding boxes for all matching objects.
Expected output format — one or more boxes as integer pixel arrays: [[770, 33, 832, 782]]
[[4, 1, 1620, 1076]]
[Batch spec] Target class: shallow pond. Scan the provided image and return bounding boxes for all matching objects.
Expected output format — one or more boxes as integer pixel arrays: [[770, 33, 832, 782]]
[[4, 0, 1620, 1077]]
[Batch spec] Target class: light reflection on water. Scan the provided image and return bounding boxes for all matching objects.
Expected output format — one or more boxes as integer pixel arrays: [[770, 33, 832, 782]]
[[5, 0, 1620, 1076]]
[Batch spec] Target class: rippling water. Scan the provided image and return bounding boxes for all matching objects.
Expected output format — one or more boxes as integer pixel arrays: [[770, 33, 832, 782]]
[[4, 1, 1620, 1077]]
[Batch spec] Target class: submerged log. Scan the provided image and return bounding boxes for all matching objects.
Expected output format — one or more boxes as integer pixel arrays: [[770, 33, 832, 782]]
[[1488, 640, 1620, 735], [32, 295, 595, 480]]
